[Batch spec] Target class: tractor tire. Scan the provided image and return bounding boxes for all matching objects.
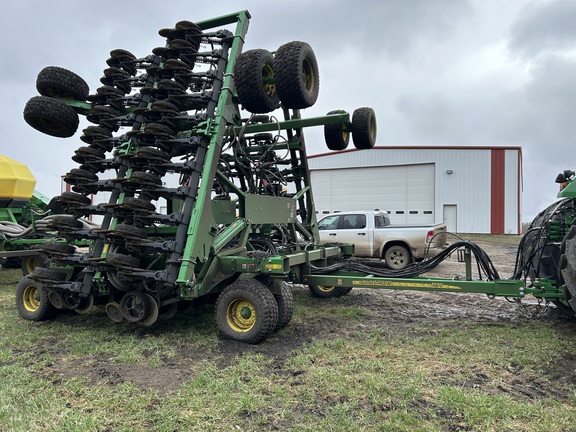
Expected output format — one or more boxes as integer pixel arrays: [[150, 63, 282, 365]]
[[40, 241, 75, 257], [308, 283, 350, 299], [106, 252, 140, 269], [20, 250, 49, 276], [81, 125, 113, 140], [137, 147, 170, 162], [273, 282, 294, 331], [58, 191, 91, 206], [234, 49, 279, 113], [36, 66, 90, 101], [48, 215, 84, 231], [128, 171, 163, 187], [215, 279, 279, 344], [112, 224, 148, 240], [72, 146, 106, 163], [384, 244, 412, 270], [144, 122, 175, 137], [274, 41, 319, 109], [31, 267, 67, 282], [120, 197, 156, 213], [324, 109, 350, 151], [559, 225, 576, 313], [352, 107, 377, 149], [23, 96, 79, 138], [64, 168, 98, 184], [16, 275, 58, 321]]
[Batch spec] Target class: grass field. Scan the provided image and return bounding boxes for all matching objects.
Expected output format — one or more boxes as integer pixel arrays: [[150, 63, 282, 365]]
[[1, 264, 576, 431]]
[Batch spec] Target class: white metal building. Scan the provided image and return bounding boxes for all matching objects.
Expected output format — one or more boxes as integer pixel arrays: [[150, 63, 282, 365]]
[[308, 146, 522, 234]]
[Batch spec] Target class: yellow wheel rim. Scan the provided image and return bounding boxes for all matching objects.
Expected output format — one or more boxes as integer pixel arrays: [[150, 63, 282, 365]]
[[262, 64, 276, 97], [226, 299, 256, 332], [302, 58, 315, 92], [22, 284, 41, 312], [369, 116, 377, 141], [317, 285, 335, 293], [24, 256, 38, 274]]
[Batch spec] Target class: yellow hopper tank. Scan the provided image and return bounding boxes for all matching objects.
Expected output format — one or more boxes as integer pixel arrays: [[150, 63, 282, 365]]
[[0, 155, 36, 199]]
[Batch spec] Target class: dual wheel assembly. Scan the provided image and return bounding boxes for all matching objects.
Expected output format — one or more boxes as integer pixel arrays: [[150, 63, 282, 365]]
[[233, 41, 377, 152], [215, 279, 294, 344]]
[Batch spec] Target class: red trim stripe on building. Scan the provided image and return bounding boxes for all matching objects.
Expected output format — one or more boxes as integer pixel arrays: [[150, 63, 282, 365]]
[[491, 149, 505, 234]]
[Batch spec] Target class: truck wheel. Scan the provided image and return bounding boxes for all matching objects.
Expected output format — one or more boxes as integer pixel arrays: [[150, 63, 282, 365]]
[[274, 41, 319, 109], [274, 282, 294, 331], [16, 275, 57, 321], [23, 96, 79, 138], [384, 245, 411, 270], [324, 110, 350, 151], [308, 284, 350, 298], [352, 107, 377, 149], [215, 279, 279, 344], [234, 49, 279, 113], [36, 66, 90, 101]]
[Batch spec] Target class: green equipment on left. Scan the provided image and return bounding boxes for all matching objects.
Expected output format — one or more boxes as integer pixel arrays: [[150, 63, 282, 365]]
[[0, 154, 94, 274]]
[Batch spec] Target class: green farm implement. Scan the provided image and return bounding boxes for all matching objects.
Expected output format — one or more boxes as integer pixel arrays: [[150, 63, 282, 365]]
[[19, 10, 574, 343]]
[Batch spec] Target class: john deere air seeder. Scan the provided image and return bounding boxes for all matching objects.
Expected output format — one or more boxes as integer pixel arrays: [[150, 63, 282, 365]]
[[19, 10, 575, 344]]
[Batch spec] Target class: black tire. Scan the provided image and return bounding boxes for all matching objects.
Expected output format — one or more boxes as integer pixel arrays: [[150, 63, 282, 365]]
[[106, 49, 137, 75], [40, 241, 75, 256], [20, 251, 49, 276], [86, 105, 120, 125], [274, 41, 319, 109], [106, 252, 140, 269], [36, 66, 90, 101], [144, 122, 175, 137], [559, 225, 576, 313], [31, 267, 67, 282], [120, 197, 156, 213], [16, 275, 58, 321], [234, 49, 279, 113], [274, 282, 294, 331], [64, 168, 98, 184], [137, 147, 170, 162], [58, 191, 91, 206], [384, 244, 412, 270], [324, 109, 350, 151], [215, 279, 279, 344], [352, 107, 377, 149], [23, 96, 79, 138], [128, 171, 163, 187], [48, 215, 84, 230], [72, 146, 106, 163], [112, 224, 148, 240], [81, 125, 113, 141], [308, 283, 349, 299]]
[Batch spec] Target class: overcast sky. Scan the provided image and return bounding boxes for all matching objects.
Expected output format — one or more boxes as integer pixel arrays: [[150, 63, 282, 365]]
[[2, 0, 576, 223]]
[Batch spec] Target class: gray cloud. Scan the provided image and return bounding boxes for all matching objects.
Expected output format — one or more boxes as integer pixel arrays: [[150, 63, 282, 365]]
[[509, 0, 576, 59]]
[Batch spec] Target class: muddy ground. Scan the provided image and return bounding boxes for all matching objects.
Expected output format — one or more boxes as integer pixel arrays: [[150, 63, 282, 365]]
[[43, 238, 576, 403]]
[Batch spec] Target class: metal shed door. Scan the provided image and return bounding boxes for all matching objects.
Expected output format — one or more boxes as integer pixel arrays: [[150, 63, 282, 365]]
[[311, 163, 435, 224]]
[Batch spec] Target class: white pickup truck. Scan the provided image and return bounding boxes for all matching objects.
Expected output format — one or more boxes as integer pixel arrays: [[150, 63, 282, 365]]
[[317, 210, 448, 269]]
